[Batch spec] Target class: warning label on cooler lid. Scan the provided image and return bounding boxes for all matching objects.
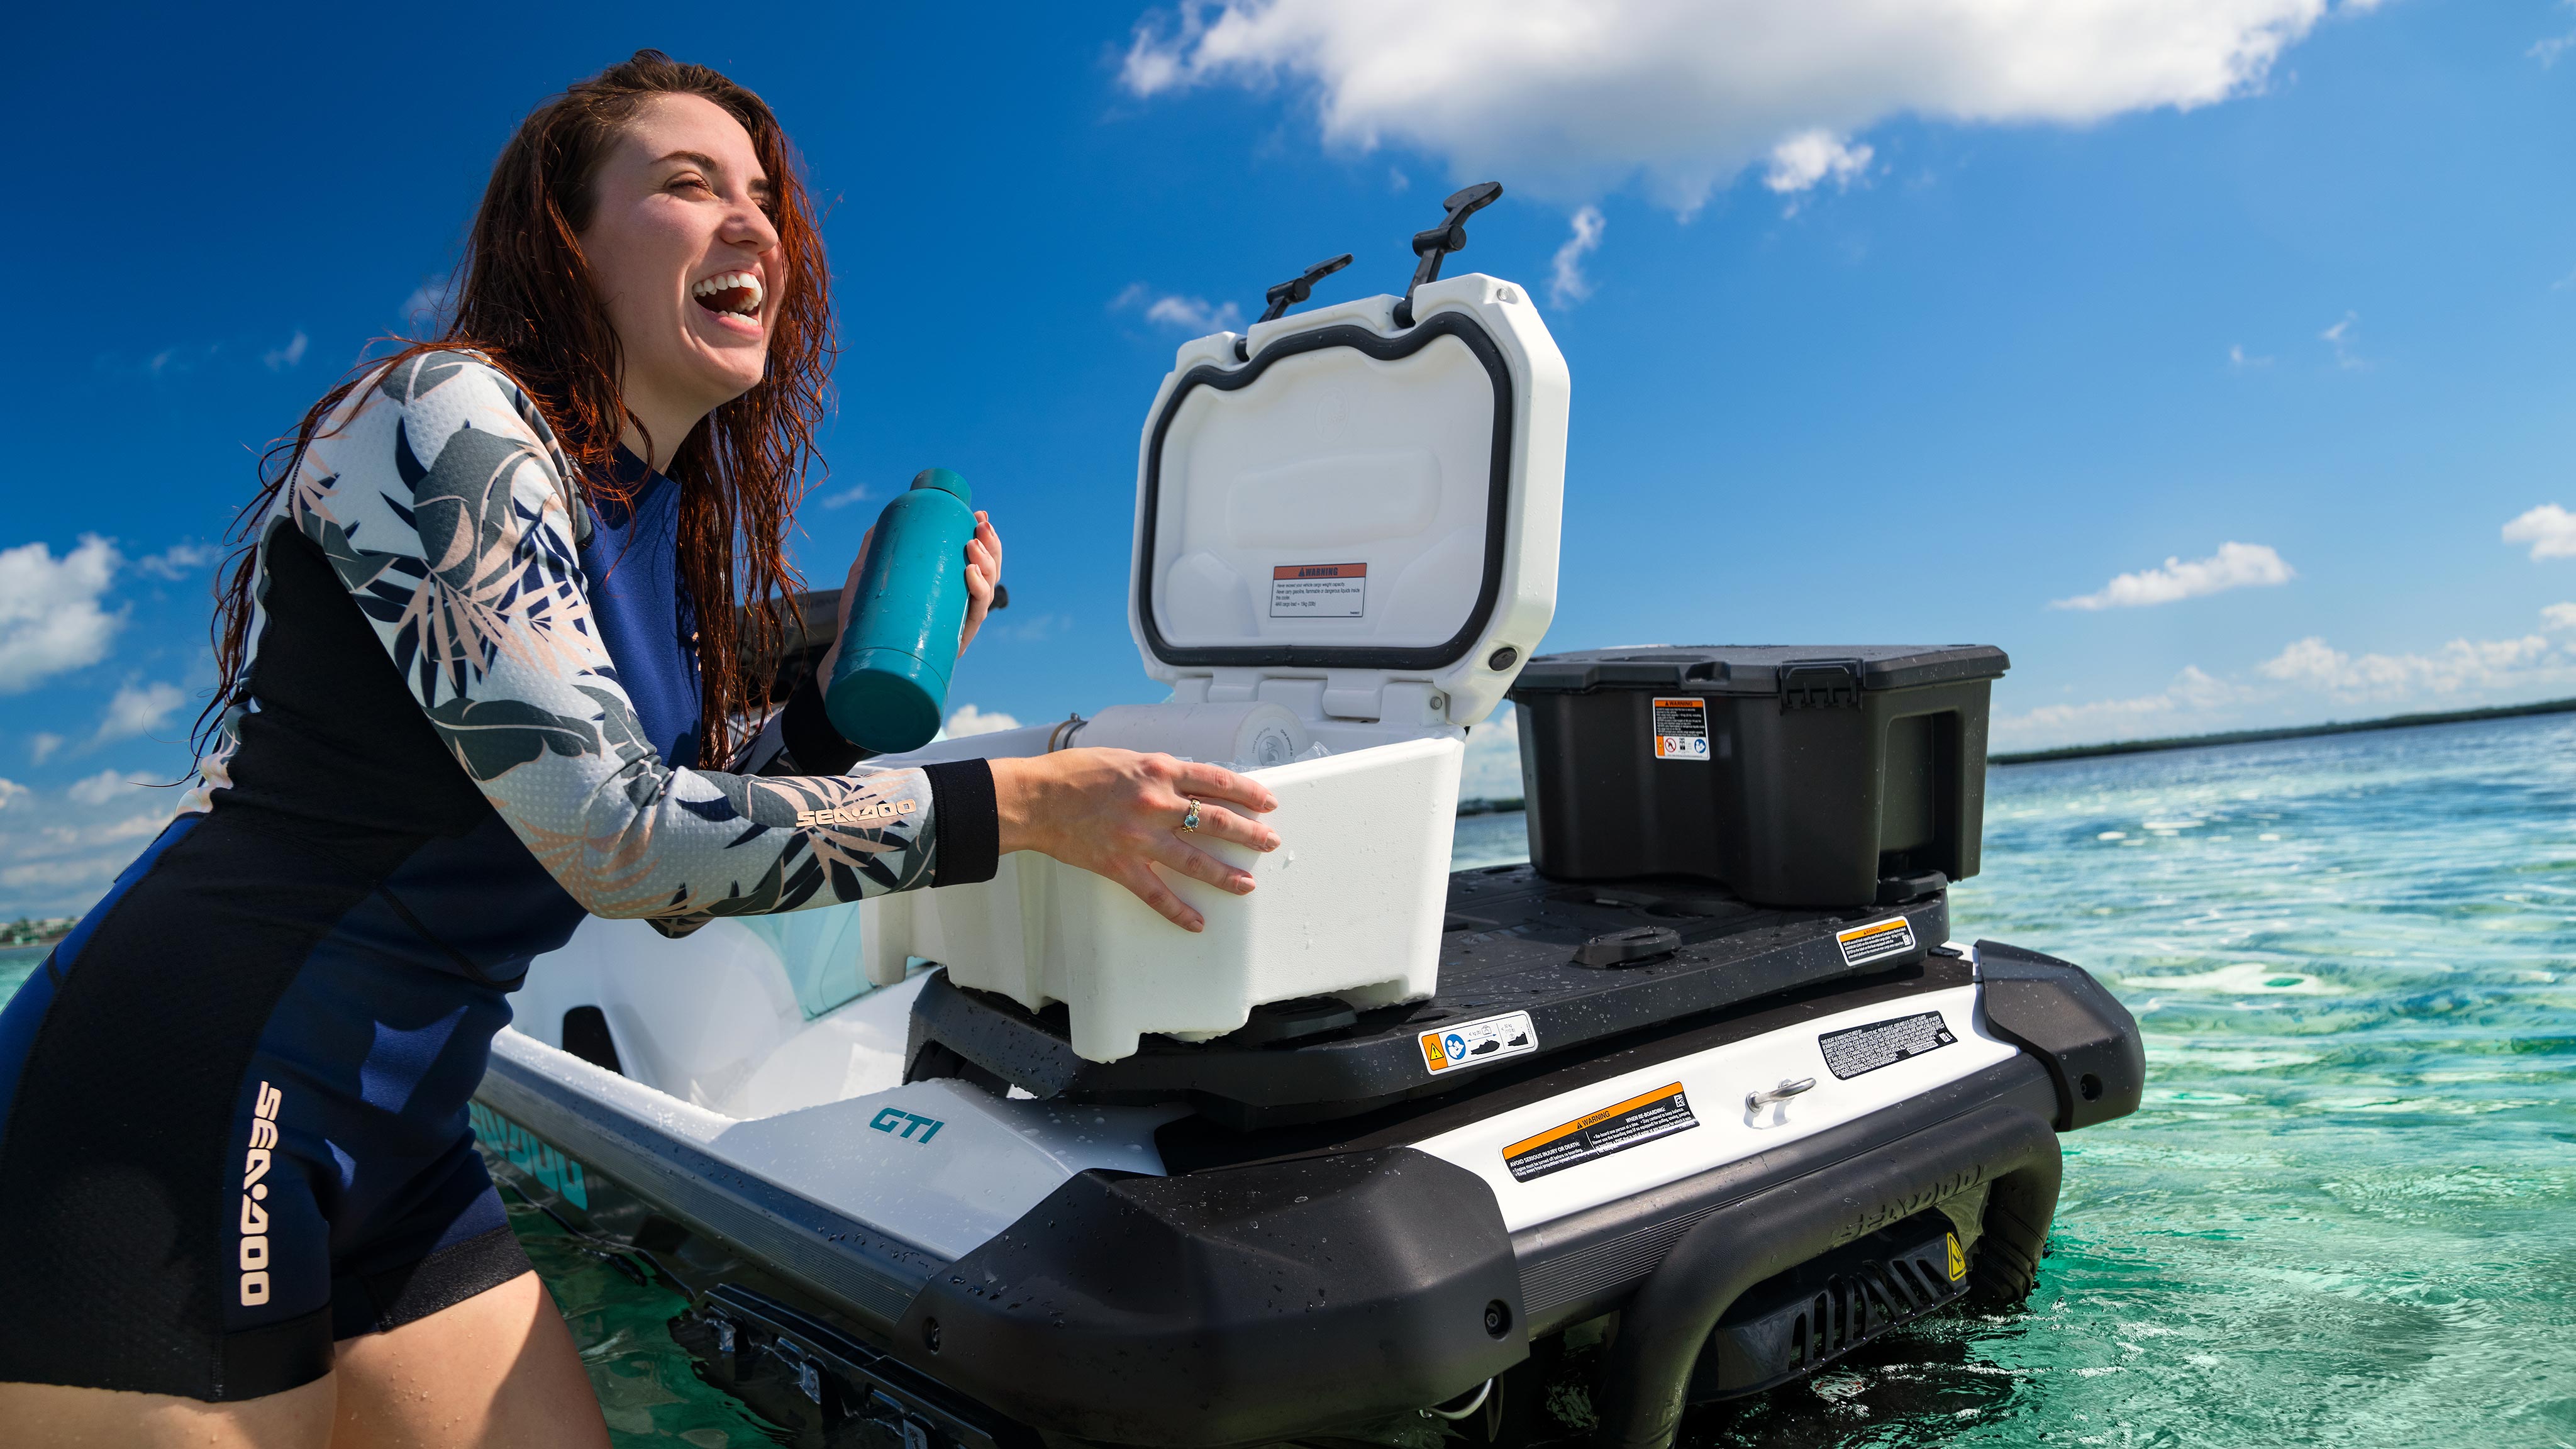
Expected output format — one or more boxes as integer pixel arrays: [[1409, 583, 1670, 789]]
[[1652, 697, 1710, 762], [1419, 1010, 1538, 1075], [1270, 562, 1367, 618], [1502, 1082, 1699, 1182], [1817, 1011, 1957, 1080]]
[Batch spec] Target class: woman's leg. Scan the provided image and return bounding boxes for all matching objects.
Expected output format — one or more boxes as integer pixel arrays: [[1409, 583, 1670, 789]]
[[0, 1374, 336, 1448], [328, 1269, 609, 1449]]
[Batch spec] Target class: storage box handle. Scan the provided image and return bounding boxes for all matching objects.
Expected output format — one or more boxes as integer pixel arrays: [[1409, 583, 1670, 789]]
[[1779, 659, 1864, 711]]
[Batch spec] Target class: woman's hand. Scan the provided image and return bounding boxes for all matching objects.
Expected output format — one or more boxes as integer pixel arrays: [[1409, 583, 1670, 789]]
[[989, 748, 1280, 932], [957, 511, 1001, 657]]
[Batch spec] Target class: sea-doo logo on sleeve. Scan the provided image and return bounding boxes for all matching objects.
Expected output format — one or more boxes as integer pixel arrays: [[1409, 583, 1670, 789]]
[[238, 1080, 283, 1307], [797, 798, 918, 828]]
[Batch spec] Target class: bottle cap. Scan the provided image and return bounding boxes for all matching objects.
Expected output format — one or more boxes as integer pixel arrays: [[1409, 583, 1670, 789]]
[[909, 467, 971, 504]]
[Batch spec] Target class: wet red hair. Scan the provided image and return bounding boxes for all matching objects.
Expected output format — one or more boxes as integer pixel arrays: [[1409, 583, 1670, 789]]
[[205, 48, 831, 760]]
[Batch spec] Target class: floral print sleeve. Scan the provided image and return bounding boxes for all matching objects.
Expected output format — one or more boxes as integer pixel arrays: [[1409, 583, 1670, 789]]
[[263, 351, 960, 930]]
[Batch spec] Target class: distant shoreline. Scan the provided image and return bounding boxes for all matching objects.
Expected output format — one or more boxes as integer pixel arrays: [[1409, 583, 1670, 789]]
[[1990, 694, 2576, 765]]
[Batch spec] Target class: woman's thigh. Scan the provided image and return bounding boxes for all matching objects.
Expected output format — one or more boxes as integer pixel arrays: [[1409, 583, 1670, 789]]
[[0, 1374, 336, 1449], [329, 1269, 609, 1449]]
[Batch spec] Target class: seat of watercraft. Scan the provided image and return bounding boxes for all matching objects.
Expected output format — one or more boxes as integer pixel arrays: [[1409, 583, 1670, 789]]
[[512, 863, 1946, 1130]]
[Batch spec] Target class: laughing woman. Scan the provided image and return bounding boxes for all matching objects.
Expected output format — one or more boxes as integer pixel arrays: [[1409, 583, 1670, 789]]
[[0, 52, 1279, 1449]]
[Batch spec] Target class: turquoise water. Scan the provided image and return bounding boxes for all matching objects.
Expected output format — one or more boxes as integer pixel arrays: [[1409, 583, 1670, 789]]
[[6, 714, 2573, 1445]]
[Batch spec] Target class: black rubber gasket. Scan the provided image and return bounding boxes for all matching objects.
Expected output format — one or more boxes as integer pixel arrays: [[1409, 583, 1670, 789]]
[[1134, 311, 1516, 670]]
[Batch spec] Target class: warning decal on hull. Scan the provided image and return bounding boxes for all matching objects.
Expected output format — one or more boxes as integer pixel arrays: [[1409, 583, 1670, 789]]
[[1502, 1082, 1699, 1182], [1818, 1010, 1957, 1080], [1835, 915, 1918, 967], [1419, 1010, 1539, 1075]]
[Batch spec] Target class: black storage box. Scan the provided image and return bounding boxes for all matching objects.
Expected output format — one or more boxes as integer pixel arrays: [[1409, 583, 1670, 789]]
[[1507, 645, 2007, 908]]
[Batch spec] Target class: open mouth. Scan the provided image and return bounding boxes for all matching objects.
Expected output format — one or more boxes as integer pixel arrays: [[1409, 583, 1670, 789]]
[[692, 270, 765, 322]]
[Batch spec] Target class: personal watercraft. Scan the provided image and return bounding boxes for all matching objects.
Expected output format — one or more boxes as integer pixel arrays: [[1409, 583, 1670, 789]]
[[474, 190, 2145, 1449]]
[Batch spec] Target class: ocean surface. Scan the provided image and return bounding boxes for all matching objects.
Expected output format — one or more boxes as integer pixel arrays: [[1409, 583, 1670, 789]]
[[6, 713, 2573, 1445]]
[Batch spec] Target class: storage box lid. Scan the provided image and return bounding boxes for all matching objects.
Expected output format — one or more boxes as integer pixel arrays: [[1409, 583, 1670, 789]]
[[1510, 645, 2010, 696], [1127, 274, 1569, 728]]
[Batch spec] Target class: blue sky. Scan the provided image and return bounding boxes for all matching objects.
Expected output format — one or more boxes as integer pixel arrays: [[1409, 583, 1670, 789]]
[[3, 0, 2572, 916]]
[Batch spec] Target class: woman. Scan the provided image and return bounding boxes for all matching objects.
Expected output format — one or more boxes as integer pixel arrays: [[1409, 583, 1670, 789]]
[[0, 51, 1278, 1448]]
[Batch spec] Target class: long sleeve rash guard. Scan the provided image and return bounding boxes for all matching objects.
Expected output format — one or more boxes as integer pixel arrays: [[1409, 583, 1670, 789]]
[[185, 350, 996, 965]]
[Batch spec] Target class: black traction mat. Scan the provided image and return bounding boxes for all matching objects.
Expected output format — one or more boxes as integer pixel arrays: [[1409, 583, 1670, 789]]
[[907, 863, 1943, 1130]]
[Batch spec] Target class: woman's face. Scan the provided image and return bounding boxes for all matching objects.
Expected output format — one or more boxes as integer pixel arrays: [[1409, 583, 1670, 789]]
[[579, 93, 782, 448]]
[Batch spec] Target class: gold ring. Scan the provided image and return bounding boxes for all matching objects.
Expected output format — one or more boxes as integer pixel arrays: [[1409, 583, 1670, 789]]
[[1179, 798, 1202, 833]]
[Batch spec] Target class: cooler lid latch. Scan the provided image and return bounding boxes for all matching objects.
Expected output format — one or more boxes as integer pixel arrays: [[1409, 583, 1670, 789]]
[[1256, 253, 1355, 324], [1393, 180, 1504, 327], [1779, 659, 1864, 711]]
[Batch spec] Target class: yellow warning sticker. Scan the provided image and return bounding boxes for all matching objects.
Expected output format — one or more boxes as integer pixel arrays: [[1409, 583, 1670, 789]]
[[1501, 1082, 1699, 1182], [1834, 914, 1918, 967], [1650, 697, 1710, 762], [1946, 1232, 1967, 1282]]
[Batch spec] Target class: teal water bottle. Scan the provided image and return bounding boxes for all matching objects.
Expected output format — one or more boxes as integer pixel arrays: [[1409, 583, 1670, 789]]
[[824, 469, 977, 753]]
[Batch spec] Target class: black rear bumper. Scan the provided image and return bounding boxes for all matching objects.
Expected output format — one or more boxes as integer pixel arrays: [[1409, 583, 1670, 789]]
[[894, 1056, 2102, 1447]]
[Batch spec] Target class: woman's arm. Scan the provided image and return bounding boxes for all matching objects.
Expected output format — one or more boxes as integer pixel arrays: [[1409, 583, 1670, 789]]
[[280, 351, 981, 931]]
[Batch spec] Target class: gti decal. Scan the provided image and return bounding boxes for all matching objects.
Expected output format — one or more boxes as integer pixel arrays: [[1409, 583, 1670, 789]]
[[870, 1107, 945, 1143]]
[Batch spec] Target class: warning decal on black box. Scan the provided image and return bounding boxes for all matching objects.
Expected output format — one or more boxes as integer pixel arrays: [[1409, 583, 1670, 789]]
[[1502, 1082, 1699, 1182], [1419, 1011, 1539, 1076], [1835, 915, 1919, 967], [1270, 562, 1367, 618], [1818, 1011, 1956, 1080], [1652, 697, 1709, 761]]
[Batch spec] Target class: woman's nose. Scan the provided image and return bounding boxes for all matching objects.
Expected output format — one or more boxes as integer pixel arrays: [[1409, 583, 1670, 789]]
[[728, 196, 780, 252]]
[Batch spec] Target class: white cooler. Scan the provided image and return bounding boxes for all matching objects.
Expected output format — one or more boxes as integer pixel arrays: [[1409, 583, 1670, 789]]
[[856, 272, 1569, 1062]]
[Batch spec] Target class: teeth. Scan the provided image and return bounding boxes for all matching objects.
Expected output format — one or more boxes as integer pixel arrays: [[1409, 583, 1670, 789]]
[[692, 271, 764, 314]]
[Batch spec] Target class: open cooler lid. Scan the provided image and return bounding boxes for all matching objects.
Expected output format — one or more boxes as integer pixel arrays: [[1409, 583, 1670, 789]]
[[1128, 272, 1568, 729], [1511, 645, 2011, 696]]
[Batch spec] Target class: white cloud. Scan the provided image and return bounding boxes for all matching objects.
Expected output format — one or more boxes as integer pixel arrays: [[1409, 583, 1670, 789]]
[[1461, 707, 1524, 799], [0, 770, 180, 914], [403, 277, 455, 331], [2051, 541, 2294, 611], [2319, 310, 2365, 369], [2228, 343, 2272, 368], [135, 540, 224, 580], [1548, 206, 1606, 306], [2532, 30, 2576, 67], [27, 733, 62, 765], [96, 681, 187, 743], [1995, 605, 2576, 750], [1119, 0, 2375, 212], [68, 769, 155, 807], [2504, 504, 2576, 561], [943, 704, 1023, 738], [0, 535, 125, 694], [0, 778, 24, 811], [818, 483, 875, 512], [1112, 282, 1246, 335], [262, 330, 309, 370], [1764, 131, 1873, 195]]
